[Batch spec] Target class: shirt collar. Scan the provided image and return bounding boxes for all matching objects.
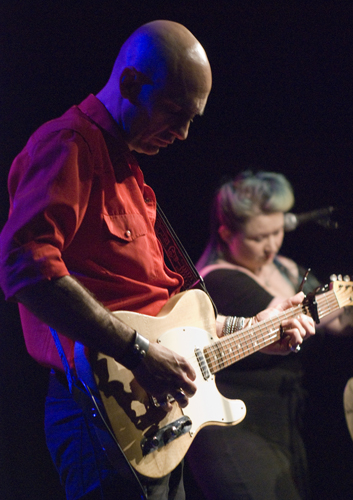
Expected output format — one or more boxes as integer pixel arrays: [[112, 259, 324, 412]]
[[77, 94, 144, 188], [78, 94, 129, 152]]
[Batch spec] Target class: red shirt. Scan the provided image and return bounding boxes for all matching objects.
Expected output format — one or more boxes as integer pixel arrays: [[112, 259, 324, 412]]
[[0, 95, 183, 371]]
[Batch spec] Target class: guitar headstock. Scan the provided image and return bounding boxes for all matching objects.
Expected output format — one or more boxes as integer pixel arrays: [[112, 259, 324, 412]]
[[330, 274, 353, 309]]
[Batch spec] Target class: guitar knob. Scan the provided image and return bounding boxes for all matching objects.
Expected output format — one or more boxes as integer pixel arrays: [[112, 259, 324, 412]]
[[163, 425, 178, 444], [142, 435, 159, 454], [344, 275, 351, 282], [330, 274, 337, 282]]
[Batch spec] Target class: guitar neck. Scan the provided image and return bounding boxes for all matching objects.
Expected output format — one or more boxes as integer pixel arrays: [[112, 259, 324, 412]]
[[204, 286, 349, 374]]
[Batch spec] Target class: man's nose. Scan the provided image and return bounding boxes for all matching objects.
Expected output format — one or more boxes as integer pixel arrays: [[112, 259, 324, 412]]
[[171, 118, 190, 141]]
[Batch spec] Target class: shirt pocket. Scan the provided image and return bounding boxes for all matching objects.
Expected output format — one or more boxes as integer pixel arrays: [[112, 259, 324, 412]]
[[102, 213, 147, 243]]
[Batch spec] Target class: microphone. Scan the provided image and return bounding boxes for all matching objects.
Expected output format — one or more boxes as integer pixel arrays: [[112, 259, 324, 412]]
[[284, 206, 337, 232]]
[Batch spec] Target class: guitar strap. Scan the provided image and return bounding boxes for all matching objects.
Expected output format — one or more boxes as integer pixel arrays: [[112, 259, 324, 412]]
[[155, 203, 217, 316]]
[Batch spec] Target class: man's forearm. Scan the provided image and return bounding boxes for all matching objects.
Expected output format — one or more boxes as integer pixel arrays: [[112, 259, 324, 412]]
[[15, 275, 135, 362]]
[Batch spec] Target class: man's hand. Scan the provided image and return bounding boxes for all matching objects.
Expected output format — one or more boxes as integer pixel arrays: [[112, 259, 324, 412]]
[[15, 277, 197, 413], [257, 292, 315, 355], [132, 342, 197, 412]]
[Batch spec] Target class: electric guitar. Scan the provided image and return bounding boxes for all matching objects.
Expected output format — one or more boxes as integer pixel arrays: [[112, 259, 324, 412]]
[[87, 278, 353, 478]]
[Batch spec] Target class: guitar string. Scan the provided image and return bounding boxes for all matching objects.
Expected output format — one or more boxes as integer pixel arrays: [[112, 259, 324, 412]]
[[205, 313, 294, 373], [184, 291, 350, 372], [158, 289, 352, 411], [208, 292, 342, 368], [202, 289, 351, 374], [187, 292, 344, 369], [183, 311, 292, 372], [154, 287, 351, 374], [209, 292, 352, 372]]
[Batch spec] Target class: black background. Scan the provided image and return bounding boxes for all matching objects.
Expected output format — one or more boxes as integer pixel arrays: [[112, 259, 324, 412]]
[[1, 2, 353, 499]]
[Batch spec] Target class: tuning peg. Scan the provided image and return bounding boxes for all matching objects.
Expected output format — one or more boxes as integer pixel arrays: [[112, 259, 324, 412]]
[[330, 274, 351, 282]]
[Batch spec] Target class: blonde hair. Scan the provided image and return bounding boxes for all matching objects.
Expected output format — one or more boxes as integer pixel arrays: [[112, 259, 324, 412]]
[[196, 170, 295, 269]]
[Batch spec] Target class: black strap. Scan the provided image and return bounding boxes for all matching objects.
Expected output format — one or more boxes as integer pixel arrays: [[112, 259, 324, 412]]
[[155, 203, 217, 316]]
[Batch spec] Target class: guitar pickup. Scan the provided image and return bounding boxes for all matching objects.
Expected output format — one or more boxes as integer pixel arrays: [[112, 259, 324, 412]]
[[195, 346, 211, 380], [141, 416, 192, 456]]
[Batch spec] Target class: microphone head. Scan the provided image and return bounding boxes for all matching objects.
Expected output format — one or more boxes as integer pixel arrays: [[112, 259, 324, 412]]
[[283, 212, 298, 232], [284, 206, 338, 232]]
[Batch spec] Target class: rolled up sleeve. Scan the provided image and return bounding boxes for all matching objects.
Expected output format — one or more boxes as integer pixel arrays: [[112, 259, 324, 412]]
[[0, 128, 93, 300]]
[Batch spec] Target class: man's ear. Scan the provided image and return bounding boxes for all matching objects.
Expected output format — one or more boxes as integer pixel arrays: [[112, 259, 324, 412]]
[[218, 225, 232, 244], [120, 67, 150, 103]]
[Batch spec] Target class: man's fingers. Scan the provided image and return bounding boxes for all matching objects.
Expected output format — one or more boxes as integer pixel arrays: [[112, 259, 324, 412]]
[[154, 387, 190, 412], [174, 388, 189, 408]]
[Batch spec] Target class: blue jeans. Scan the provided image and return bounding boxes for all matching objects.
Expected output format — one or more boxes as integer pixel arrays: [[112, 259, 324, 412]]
[[45, 373, 185, 500]]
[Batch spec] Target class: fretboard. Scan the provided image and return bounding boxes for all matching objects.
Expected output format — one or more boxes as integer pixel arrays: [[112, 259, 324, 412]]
[[204, 283, 353, 374]]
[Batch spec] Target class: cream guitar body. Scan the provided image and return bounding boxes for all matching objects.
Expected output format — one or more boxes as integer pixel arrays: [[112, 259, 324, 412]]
[[79, 279, 353, 478], [91, 289, 246, 479]]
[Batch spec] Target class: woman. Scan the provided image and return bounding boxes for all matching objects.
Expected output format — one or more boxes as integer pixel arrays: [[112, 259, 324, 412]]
[[185, 171, 353, 500]]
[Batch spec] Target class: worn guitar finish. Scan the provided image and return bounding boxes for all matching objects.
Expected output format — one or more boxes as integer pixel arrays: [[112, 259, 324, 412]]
[[92, 280, 353, 478]]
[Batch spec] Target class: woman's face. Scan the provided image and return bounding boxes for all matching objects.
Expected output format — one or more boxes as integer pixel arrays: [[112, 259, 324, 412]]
[[224, 212, 285, 273]]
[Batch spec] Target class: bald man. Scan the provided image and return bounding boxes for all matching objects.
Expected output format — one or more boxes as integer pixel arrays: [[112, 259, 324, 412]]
[[0, 20, 212, 500], [0, 20, 314, 500]]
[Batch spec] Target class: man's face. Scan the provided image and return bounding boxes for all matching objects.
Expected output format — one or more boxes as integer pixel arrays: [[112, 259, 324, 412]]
[[122, 71, 210, 155]]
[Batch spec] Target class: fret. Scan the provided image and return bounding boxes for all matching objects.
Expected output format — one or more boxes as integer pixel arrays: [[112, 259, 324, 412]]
[[245, 327, 259, 353], [268, 316, 278, 332], [322, 290, 331, 312]]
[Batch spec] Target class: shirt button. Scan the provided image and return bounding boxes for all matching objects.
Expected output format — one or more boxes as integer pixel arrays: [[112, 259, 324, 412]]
[[125, 230, 131, 238]]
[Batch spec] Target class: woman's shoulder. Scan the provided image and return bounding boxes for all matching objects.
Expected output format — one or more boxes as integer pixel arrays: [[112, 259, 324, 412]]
[[200, 260, 253, 279], [275, 255, 299, 279], [275, 254, 298, 269]]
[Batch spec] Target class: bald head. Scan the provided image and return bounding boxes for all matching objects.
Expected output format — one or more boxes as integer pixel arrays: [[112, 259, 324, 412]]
[[115, 20, 212, 96], [97, 20, 212, 155]]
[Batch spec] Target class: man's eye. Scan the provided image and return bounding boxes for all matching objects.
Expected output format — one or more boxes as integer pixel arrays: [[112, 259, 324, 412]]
[[164, 103, 182, 114]]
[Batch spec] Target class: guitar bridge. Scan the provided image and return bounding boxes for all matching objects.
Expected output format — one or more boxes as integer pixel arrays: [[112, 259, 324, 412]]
[[141, 416, 192, 456]]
